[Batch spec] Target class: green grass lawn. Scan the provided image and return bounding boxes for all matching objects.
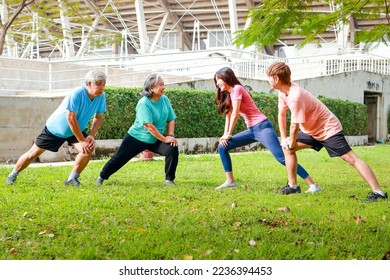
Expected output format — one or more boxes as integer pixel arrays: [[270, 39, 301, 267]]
[[0, 145, 389, 260]]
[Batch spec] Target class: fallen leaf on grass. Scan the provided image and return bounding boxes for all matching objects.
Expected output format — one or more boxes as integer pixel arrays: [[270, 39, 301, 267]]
[[39, 226, 55, 235], [258, 218, 288, 227], [354, 216, 363, 224], [348, 194, 359, 200], [233, 221, 242, 227], [184, 255, 193, 260], [70, 224, 79, 230], [10, 248, 17, 254], [277, 206, 290, 212], [137, 227, 147, 233], [249, 239, 256, 246], [204, 250, 212, 256], [101, 219, 108, 225]]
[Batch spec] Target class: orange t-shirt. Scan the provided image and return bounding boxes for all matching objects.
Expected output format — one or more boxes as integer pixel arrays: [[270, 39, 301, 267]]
[[278, 82, 342, 141]]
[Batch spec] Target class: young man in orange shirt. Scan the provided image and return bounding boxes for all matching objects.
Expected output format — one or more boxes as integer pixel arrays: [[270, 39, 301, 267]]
[[267, 62, 387, 202]]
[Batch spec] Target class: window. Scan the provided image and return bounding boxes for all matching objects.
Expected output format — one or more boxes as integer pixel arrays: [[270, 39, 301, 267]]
[[208, 30, 231, 48]]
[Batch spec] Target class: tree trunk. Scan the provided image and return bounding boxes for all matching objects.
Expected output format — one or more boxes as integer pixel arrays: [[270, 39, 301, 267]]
[[0, 0, 36, 55]]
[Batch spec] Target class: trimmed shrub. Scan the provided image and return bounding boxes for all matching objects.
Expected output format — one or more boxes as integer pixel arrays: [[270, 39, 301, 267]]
[[92, 87, 367, 139]]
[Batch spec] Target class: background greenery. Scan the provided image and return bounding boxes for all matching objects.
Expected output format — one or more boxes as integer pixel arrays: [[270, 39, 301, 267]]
[[0, 145, 389, 260], [94, 87, 368, 140]]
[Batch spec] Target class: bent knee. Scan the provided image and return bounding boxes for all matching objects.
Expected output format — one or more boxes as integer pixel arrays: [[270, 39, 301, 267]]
[[25, 151, 40, 161], [166, 145, 179, 156], [340, 151, 359, 165], [218, 144, 228, 153], [25, 146, 45, 160]]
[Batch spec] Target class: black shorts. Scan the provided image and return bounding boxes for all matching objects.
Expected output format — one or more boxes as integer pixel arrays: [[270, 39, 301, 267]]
[[35, 126, 88, 152], [297, 130, 352, 157]]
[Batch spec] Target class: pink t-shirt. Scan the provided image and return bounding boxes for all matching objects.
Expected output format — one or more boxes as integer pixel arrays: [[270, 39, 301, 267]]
[[231, 85, 267, 127], [278, 82, 342, 141]]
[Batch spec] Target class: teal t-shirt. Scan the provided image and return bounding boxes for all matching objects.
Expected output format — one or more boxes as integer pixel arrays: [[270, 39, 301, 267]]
[[46, 86, 106, 138], [128, 95, 176, 144]]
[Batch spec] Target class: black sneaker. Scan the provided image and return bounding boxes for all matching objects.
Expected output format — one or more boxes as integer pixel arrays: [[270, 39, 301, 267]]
[[365, 192, 388, 202], [280, 184, 301, 195], [64, 178, 81, 187]]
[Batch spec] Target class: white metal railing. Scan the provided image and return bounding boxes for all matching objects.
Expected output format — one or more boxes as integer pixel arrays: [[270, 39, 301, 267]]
[[0, 48, 389, 95]]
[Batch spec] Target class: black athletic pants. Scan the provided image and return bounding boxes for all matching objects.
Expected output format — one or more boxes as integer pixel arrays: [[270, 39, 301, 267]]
[[99, 133, 179, 181]]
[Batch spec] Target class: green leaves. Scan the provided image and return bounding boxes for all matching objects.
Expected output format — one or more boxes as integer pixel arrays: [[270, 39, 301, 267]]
[[233, 0, 390, 49]]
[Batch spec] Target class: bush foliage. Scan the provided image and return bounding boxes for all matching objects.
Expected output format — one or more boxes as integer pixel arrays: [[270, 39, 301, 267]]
[[93, 87, 368, 139]]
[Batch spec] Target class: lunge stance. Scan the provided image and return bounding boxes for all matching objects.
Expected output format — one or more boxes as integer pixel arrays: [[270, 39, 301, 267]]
[[267, 61, 387, 201]]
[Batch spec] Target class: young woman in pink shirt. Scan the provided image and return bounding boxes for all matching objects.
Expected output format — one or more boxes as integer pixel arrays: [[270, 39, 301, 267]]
[[267, 62, 387, 201], [213, 67, 320, 191]]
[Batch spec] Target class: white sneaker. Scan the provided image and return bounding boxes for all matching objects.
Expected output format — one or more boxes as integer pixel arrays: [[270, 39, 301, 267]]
[[164, 180, 177, 186], [305, 185, 321, 193], [215, 180, 237, 190]]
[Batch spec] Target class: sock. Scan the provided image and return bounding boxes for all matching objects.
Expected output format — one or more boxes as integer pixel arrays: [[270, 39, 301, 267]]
[[96, 176, 104, 182], [10, 170, 19, 176], [374, 191, 385, 196], [289, 184, 299, 189], [67, 171, 80, 181]]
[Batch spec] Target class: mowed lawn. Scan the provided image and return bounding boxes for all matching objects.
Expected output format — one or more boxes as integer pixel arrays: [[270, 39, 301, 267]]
[[0, 144, 389, 260]]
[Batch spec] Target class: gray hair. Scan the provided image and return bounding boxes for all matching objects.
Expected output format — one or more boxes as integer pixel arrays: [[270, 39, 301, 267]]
[[85, 70, 107, 85], [140, 73, 162, 97]]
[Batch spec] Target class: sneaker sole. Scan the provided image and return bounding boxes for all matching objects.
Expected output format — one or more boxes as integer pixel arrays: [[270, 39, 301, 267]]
[[215, 184, 237, 190], [305, 189, 321, 193]]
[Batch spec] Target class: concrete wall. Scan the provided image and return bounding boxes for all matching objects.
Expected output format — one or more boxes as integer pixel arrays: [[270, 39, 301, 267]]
[[0, 95, 63, 163]]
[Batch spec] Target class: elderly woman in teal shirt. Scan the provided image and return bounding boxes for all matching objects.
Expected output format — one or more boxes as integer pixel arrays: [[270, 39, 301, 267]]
[[95, 73, 179, 186]]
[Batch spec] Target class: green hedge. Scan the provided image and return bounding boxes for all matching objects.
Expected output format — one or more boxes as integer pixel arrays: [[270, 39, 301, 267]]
[[388, 109, 390, 134], [93, 87, 367, 139]]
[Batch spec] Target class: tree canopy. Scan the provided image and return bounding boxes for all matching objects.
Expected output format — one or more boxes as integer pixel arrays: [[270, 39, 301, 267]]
[[233, 0, 390, 50], [0, 0, 102, 56]]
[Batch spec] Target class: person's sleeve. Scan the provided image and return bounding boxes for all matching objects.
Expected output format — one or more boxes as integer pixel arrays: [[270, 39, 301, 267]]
[[97, 94, 107, 114], [278, 92, 289, 111], [137, 101, 153, 124], [166, 98, 177, 122], [289, 101, 306, 124], [230, 85, 243, 101], [66, 90, 81, 114]]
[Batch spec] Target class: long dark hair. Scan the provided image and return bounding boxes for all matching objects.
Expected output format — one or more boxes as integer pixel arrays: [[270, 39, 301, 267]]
[[214, 67, 242, 115]]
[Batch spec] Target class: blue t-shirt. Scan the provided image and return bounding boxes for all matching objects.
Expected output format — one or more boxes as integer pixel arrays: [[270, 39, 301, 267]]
[[46, 86, 106, 138], [128, 95, 176, 144]]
